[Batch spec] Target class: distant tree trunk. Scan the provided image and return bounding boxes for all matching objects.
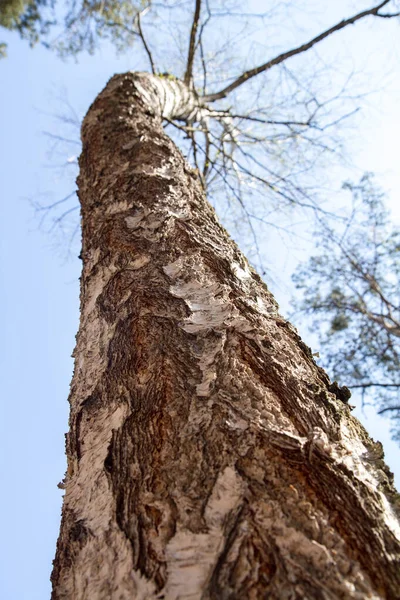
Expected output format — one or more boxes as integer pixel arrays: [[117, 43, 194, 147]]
[[51, 72, 400, 600]]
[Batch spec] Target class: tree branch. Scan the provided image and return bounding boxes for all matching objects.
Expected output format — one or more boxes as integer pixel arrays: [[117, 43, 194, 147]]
[[203, 1, 397, 102], [196, 0, 211, 95], [184, 0, 202, 85], [378, 405, 400, 414], [351, 383, 400, 390], [135, 7, 156, 75]]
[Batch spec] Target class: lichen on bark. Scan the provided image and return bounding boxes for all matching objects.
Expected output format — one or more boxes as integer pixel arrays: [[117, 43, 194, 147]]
[[51, 72, 400, 600]]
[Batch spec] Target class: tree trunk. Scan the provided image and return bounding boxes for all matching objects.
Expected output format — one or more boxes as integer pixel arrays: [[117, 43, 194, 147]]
[[51, 72, 400, 600]]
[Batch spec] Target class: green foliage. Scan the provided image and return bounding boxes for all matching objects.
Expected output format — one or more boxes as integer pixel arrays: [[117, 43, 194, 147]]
[[51, 0, 146, 58], [330, 314, 349, 332], [0, 0, 28, 29], [0, 0, 53, 56], [0, 0, 146, 57], [158, 72, 178, 81], [293, 174, 400, 443]]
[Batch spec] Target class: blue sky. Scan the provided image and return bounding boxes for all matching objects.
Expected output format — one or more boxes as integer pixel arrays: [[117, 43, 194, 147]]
[[1, 3, 400, 598]]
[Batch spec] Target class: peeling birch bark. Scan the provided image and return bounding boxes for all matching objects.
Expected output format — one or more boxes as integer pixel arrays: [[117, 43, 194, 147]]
[[51, 72, 400, 600]]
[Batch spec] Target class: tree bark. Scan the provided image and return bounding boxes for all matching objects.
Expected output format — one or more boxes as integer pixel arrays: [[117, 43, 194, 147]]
[[51, 72, 400, 600]]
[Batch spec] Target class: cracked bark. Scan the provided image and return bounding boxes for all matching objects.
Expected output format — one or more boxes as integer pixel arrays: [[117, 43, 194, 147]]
[[51, 72, 400, 600]]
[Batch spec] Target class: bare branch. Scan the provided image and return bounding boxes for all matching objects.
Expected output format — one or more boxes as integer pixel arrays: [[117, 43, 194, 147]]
[[202, 128, 211, 180], [351, 384, 400, 390], [184, 0, 202, 85], [378, 405, 400, 413], [33, 191, 76, 213], [196, 1, 211, 95], [135, 6, 156, 75], [376, 11, 400, 17], [49, 206, 79, 233], [203, 1, 397, 102], [42, 132, 81, 146]]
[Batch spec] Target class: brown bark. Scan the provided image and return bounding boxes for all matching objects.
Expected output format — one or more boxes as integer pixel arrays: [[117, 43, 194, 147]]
[[51, 72, 400, 600]]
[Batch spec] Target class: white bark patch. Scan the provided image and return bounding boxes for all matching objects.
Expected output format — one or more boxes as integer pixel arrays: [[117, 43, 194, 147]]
[[337, 423, 400, 542], [231, 260, 252, 282], [74, 263, 119, 399], [129, 570, 159, 600], [254, 295, 273, 315], [171, 280, 231, 333], [125, 209, 164, 241], [84, 264, 117, 318], [67, 403, 129, 532], [164, 255, 281, 397], [195, 332, 226, 397], [105, 199, 130, 215], [74, 535, 147, 600], [59, 401, 143, 597], [125, 209, 148, 230], [162, 466, 244, 600], [231, 260, 277, 317], [125, 203, 185, 242], [130, 163, 175, 179], [132, 73, 208, 123], [164, 256, 244, 396], [204, 466, 244, 526], [163, 256, 186, 279], [131, 255, 151, 269], [59, 396, 155, 593], [225, 416, 249, 431]]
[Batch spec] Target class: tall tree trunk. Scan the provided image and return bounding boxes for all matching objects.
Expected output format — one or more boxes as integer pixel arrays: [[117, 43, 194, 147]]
[[51, 72, 400, 600]]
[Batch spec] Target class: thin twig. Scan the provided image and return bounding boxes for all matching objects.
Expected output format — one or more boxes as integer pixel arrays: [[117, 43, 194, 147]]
[[203, 1, 397, 102], [184, 0, 202, 85], [135, 7, 156, 75]]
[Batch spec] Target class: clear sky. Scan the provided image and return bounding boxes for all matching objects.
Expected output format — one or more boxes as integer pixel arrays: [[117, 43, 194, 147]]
[[1, 3, 400, 599]]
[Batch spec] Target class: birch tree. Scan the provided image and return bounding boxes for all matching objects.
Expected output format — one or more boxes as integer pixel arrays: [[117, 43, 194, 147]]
[[48, 2, 400, 598]]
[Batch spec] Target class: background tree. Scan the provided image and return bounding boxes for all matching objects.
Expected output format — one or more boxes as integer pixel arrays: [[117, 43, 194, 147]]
[[0, 0, 52, 57], [293, 174, 400, 442], [0, 0, 145, 57]]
